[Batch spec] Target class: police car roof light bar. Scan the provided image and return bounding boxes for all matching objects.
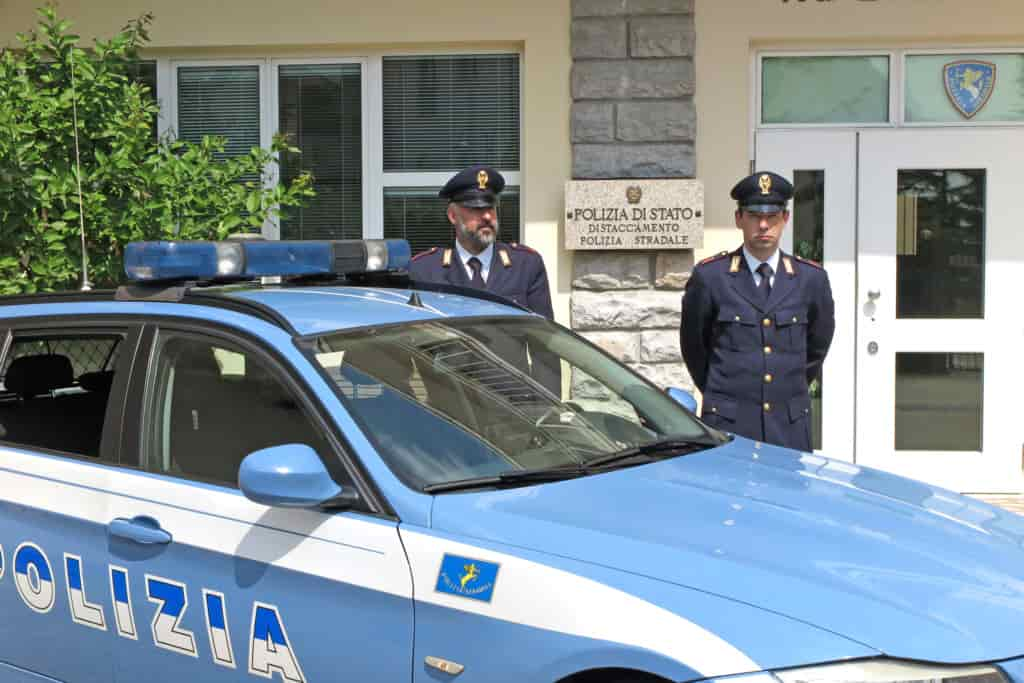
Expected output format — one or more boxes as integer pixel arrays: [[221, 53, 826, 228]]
[[124, 239, 411, 282]]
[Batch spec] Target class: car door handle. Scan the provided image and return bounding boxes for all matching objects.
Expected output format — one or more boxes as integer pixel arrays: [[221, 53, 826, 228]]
[[108, 516, 172, 545]]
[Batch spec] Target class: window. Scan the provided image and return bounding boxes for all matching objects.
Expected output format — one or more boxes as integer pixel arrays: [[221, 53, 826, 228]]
[[278, 63, 363, 240], [159, 52, 522, 247], [761, 55, 890, 124], [142, 332, 338, 487], [176, 65, 262, 164], [382, 54, 521, 250], [0, 333, 124, 458]]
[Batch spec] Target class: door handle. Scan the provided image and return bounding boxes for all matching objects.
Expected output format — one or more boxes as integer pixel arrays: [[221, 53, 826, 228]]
[[108, 516, 172, 545]]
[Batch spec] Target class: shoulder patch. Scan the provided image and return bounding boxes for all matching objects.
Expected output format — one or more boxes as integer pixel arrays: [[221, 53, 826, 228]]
[[410, 247, 438, 262], [697, 250, 729, 266], [794, 254, 824, 269], [509, 242, 538, 254]]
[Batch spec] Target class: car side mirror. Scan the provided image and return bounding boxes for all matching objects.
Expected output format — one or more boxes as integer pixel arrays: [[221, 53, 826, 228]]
[[666, 387, 698, 414], [239, 444, 357, 510]]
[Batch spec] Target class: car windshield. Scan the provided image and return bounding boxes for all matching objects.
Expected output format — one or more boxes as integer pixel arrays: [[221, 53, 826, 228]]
[[312, 317, 722, 491]]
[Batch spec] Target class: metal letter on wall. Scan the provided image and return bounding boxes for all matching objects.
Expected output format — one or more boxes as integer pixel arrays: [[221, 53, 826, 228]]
[[564, 180, 704, 251]]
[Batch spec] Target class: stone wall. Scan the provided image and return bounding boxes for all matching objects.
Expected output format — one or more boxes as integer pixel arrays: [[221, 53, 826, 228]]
[[570, 0, 696, 391], [572, 251, 694, 391]]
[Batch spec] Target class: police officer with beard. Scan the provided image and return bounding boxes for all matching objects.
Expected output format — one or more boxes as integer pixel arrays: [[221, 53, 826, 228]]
[[409, 165, 554, 320], [409, 165, 560, 397], [680, 171, 835, 451]]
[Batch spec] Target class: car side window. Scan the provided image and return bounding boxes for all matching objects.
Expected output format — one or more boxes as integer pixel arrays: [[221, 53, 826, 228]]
[[0, 332, 124, 459], [143, 331, 340, 488]]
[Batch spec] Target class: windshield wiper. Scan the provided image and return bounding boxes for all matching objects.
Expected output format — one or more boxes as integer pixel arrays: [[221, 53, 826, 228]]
[[584, 437, 718, 469], [423, 463, 589, 494]]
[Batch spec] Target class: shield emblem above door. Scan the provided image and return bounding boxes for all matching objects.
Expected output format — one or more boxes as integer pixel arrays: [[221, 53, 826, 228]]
[[943, 60, 996, 119]]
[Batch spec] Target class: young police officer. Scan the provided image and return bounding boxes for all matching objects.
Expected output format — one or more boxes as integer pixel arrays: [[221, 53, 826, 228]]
[[680, 171, 835, 451], [408, 165, 554, 320]]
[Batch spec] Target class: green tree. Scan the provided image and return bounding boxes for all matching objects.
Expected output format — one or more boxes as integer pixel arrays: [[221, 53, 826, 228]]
[[0, 6, 315, 294]]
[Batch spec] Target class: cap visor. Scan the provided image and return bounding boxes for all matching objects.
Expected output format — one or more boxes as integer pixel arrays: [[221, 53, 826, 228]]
[[456, 196, 495, 209], [742, 203, 786, 214]]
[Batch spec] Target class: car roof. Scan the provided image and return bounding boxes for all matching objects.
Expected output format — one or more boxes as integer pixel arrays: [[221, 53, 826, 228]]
[[225, 285, 531, 335], [0, 284, 532, 337]]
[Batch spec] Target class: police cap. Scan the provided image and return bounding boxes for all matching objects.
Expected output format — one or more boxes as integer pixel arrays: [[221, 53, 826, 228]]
[[439, 165, 506, 208], [731, 171, 793, 214]]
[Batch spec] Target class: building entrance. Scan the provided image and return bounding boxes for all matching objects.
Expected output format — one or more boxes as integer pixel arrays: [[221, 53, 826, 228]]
[[758, 128, 1022, 493]]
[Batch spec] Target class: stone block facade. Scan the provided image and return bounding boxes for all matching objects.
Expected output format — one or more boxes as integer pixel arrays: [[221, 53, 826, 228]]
[[572, 255, 694, 391], [569, 0, 696, 391]]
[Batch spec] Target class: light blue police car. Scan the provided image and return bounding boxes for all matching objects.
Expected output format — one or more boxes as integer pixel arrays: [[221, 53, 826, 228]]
[[2, 238, 1024, 683]]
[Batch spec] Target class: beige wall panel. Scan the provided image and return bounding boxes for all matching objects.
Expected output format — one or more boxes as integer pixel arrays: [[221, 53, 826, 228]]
[[696, 0, 1024, 259], [1, 0, 572, 324]]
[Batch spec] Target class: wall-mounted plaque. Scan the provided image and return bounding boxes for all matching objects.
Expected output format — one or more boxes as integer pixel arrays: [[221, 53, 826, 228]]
[[565, 180, 704, 250]]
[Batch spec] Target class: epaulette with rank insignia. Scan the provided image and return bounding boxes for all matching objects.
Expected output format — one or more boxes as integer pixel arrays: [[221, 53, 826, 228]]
[[697, 250, 729, 266], [410, 247, 437, 262], [793, 254, 824, 269], [509, 242, 537, 254]]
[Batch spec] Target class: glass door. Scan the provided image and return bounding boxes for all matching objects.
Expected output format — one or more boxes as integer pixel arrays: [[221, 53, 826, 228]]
[[755, 130, 857, 462], [857, 129, 1021, 492]]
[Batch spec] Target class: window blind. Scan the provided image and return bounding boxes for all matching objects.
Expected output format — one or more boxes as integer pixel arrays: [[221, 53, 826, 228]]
[[382, 54, 520, 172], [278, 64, 363, 240], [177, 65, 261, 161]]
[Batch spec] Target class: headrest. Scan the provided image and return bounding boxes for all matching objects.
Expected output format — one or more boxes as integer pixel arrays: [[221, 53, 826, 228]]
[[4, 354, 74, 399], [78, 370, 115, 394]]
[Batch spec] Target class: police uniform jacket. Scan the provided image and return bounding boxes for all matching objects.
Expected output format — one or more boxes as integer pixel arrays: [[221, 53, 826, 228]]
[[408, 241, 554, 320], [680, 248, 835, 451]]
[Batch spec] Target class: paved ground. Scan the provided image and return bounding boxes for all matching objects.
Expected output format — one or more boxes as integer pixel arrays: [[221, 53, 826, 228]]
[[974, 495, 1024, 515]]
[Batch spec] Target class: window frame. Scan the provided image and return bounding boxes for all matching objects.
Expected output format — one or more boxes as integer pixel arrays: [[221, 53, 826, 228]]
[[754, 49, 898, 130], [128, 319, 388, 516], [0, 317, 143, 465], [756, 47, 1024, 132], [152, 49, 523, 242]]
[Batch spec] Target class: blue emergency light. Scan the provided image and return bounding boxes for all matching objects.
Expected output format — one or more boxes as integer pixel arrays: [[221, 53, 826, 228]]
[[123, 239, 411, 282]]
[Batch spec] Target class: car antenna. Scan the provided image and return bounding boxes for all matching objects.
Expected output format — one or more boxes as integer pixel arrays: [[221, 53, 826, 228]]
[[69, 45, 92, 291]]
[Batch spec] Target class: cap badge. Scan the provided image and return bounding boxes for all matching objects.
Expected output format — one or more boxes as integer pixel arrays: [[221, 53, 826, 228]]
[[626, 186, 642, 204], [477, 170, 489, 190], [759, 174, 772, 195]]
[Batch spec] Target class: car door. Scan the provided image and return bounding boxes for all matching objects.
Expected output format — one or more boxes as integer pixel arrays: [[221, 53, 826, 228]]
[[0, 319, 140, 682], [107, 323, 413, 682]]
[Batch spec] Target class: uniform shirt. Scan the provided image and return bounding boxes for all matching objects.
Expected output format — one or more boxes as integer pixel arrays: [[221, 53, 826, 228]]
[[742, 247, 779, 289], [455, 241, 494, 283]]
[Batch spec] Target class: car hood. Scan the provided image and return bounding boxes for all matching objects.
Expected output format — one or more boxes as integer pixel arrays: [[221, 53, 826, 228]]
[[431, 437, 1024, 663]]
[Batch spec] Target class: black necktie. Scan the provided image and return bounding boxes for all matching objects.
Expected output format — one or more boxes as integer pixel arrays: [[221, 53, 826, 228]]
[[756, 262, 773, 299], [467, 257, 486, 289]]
